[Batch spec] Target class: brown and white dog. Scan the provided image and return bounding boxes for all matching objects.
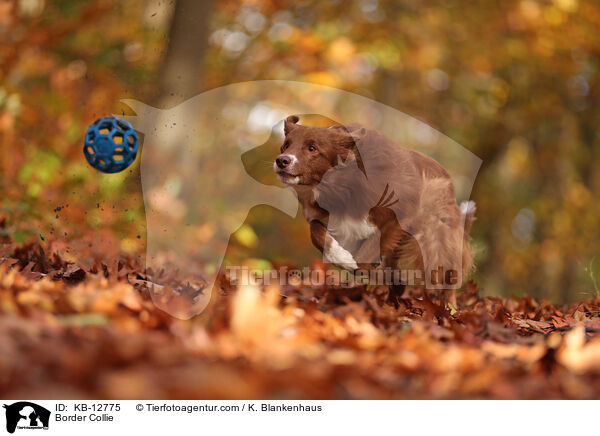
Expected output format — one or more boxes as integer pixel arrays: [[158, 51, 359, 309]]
[[274, 115, 476, 307]]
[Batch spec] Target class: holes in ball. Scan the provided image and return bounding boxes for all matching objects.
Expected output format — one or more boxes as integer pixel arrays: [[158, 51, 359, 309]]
[[87, 131, 96, 143], [113, 154, 124, 162], [87, 146, 95, 155], [112, 132, 124, 144], [98, 120, 114, 135], [127, 135, 136, 148]]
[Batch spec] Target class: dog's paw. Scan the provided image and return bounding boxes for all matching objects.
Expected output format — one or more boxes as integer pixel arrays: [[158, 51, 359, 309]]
[[324, 238, 359, 270]]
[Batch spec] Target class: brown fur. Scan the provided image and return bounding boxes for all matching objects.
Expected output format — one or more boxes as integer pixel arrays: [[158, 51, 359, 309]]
[[275, 115, 476, 293]]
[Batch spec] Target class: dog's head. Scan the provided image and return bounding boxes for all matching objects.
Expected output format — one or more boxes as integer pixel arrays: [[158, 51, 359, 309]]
[[274, 115, 366, 186]]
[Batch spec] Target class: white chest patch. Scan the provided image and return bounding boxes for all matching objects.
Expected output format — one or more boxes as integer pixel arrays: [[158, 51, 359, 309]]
[[327, 215, 377, 252]]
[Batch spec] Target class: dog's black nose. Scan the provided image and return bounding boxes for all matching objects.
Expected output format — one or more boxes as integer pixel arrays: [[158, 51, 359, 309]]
[[276, 155, 291, 169]]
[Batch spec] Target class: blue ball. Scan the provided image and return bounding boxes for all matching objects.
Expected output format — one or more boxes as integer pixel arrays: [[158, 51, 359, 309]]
[[83, 116, 139, 173]]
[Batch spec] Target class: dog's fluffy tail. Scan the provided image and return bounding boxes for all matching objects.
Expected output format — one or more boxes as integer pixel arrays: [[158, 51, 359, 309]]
[[460, 200, 477, 235], [459, 200, 477, 277]]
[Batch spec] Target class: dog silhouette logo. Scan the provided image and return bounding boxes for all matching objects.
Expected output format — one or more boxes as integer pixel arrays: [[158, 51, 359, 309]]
[[119, 80, 481, 318], [3, 402, 50, 434]]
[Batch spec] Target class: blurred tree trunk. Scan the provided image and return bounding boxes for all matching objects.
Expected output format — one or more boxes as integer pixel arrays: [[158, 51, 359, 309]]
[[157, 0, 214, 107]]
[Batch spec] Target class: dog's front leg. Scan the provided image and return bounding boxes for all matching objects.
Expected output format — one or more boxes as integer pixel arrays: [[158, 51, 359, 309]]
[[352, 232, 382, 267], [309, 220, 328, 253], [310, 220, 358, 270]]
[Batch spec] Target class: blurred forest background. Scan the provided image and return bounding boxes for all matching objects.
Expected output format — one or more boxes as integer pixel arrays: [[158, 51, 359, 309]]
[[1, 0, 600, 303]]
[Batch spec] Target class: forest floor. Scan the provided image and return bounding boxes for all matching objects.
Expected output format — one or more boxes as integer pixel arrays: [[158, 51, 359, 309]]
[[1, 241, 600, 400]]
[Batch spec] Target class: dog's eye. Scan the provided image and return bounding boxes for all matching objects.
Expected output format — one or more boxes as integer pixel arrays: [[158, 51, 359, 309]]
[[281, 141, 290, 152], [308, 144, 317, 152]]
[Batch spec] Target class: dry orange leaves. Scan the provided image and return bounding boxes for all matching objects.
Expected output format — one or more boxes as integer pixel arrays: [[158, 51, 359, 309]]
[[1, 242, 600, 399]]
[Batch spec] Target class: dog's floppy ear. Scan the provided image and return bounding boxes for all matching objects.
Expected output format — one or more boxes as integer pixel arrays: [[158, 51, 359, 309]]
[[350, 127, 366, 141], [336, 145, 367, 178], [284, 115, 299, 134], [329, 124, 366, 145], [336, 151, 357, 168]]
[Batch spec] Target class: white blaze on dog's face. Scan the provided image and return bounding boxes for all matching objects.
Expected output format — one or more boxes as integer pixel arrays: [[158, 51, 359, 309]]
[[274, 115, 363, 186]]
